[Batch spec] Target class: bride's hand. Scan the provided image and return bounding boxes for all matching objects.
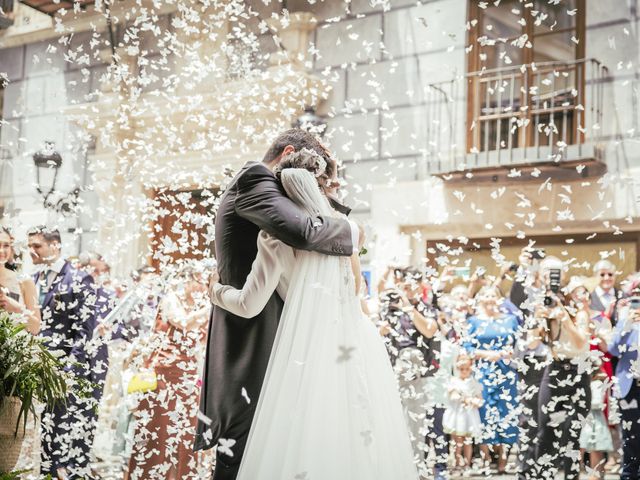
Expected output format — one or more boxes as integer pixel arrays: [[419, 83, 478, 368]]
[[357, 223, 366, 250]]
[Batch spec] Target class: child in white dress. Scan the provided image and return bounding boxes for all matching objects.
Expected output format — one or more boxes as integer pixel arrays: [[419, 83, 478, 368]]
[[443, 354, 483, 472], [579, 370, 613, 480]]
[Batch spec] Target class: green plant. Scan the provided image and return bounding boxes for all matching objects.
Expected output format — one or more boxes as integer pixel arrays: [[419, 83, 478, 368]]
[[0, 311, 71, 433], [0, 472, 52, 480], [0, 470, 31, 480]]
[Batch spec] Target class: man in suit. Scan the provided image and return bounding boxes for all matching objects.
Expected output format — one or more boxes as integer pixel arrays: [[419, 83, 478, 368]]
[[608, 288, 640, 480], [28, 226, 97, 480], [590, 259, 620, 325], [78, 252, 116, 402], [195, 129, 360, 480]]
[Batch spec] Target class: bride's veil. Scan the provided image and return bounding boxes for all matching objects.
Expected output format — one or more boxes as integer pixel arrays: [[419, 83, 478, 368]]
[[280, 168, 333, 218]]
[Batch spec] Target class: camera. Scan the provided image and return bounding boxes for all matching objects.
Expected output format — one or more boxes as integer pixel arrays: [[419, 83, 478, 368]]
[[531, 248, 545, 260], [380, 289, 402, 309], [543, 268, 562, 307], [629, 296, 640, 310], [393, 267, 406, 279]]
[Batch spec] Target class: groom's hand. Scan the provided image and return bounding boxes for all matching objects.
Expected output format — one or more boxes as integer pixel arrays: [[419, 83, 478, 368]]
[[208, 269, 220, 303]]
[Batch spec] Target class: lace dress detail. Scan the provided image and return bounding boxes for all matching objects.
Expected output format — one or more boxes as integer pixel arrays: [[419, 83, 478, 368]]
[[340, 256, 356, 304]]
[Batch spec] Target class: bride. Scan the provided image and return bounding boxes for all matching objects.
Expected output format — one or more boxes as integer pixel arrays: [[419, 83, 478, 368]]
[[209, 150, 419, 479]]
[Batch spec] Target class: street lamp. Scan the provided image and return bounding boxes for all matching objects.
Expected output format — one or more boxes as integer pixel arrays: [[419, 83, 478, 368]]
[[292, 107, 327, 137], [32, 141, 80, 215], [33, 141, 62, 209]]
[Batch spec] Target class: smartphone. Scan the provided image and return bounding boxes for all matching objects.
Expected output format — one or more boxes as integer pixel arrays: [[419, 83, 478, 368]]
[[531, 249, 545, 260], [0, 286, 18, 302], [629, 297, 640, 310], [453, 266, 470, 278]]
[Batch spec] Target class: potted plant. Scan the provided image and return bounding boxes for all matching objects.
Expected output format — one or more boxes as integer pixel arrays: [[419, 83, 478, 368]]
[[0, 311, 70, 473]]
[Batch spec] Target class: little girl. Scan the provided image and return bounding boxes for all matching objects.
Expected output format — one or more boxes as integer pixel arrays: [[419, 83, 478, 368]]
[[579, 369, 613, 480], [443, 354, 483, 473]]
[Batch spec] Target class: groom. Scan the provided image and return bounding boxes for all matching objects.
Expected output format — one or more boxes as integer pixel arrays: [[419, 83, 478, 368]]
[[195, 129, 360, 480]]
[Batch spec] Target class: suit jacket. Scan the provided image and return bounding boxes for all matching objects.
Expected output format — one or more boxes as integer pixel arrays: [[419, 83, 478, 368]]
[[608, 312, 640, 399], [195, 161, 354, 451], [89, 286, 116, 399], [35, 260, 97, 378], [590, 288, 620, 326]]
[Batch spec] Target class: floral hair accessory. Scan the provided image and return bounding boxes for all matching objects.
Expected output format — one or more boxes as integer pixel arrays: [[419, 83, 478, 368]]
[[274, 147, 328, 180], [299, 148, 327, 178]]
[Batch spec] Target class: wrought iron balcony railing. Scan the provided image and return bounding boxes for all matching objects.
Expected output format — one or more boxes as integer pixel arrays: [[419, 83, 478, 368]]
[[423, 58, 608, 175]]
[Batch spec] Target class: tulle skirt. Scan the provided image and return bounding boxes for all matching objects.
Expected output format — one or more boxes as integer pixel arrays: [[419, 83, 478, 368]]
[[579, 410, 613, 452], [236, 252, 419, 480], [443, 404, 482, 438]]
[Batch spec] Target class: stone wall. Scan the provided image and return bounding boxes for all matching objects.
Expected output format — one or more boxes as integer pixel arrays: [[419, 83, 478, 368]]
[[0, 36, 106, 251], [0, 12, 173, 255], [297, 0, 640, 219]]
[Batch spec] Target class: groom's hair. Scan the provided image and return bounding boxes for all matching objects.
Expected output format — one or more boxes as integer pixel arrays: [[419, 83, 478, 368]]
[[263, 129, 330, 165]]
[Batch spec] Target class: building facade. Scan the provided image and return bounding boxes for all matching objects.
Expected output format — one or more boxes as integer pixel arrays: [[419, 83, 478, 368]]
[[1, 0, 639, 281]]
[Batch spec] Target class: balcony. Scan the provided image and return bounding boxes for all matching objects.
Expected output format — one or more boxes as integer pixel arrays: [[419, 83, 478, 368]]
[[423, 58, 609, 178]]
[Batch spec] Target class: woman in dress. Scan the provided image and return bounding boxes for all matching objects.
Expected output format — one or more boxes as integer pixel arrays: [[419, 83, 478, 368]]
[[209, 151, 419, 480], [569, 275, 620, 473], [464, 285, 519, 473], [534, 283, 591, 480], [579, 369, 613, 480], [1, 226, 41, 477], [125, 263, 210, 480], [0, 226, 40, 333]]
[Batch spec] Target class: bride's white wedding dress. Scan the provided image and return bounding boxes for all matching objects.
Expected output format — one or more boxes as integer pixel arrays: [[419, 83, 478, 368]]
[[210, 169, 418, 480]]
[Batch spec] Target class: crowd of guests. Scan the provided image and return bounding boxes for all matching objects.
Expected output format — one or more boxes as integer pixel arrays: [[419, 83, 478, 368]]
[[2, 220, 640, 480], [372, 252, 640, 480], [1, 225, 213, 479]]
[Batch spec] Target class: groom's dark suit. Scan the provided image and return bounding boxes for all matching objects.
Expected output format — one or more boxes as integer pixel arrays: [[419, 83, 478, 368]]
[[195, 161, 354, 478]]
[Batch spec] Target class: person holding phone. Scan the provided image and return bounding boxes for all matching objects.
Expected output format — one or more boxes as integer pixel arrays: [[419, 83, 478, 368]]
[[507, 248, 550, 480], [608, 284, 640, 480], [378, 271, 446, 479], [534, 265, 591, 480]]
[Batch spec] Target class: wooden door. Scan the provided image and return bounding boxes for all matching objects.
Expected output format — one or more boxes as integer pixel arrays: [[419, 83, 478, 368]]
[[150, 188, 216, 270]]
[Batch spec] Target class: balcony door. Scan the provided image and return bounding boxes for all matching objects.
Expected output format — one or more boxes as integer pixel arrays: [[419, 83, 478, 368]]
[[150, 188, 216, 269], [466, 0, 586, 155]]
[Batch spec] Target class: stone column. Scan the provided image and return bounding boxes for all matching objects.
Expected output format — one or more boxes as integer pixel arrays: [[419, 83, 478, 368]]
[[89, 47, 151, 277], [267, 12, 318, 67]]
